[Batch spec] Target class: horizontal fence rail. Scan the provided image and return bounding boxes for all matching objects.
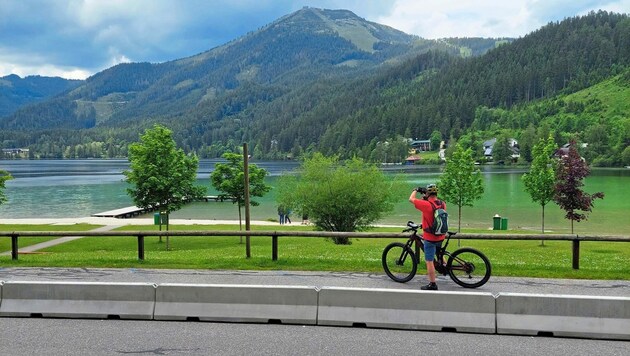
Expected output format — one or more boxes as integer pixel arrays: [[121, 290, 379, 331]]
[[1, 231, 629, 269]]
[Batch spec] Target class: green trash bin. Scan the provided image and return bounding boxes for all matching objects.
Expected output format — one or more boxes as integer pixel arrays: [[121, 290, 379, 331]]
[[154, 213, 161, 225], [501, 217, 508, 230], [493, 214, 501, 230]]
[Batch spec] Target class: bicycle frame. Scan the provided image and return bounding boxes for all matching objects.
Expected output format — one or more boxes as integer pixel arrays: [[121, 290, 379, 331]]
[[407, 228, 455, 275]]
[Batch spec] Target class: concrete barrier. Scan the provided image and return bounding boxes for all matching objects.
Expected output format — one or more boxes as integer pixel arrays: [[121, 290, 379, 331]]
[[317, 287, 496, 333], [154, 284, 318, 324], [0, 281, 156, 320], [496, 293, 630, 340], [0, 281, 3, 309]]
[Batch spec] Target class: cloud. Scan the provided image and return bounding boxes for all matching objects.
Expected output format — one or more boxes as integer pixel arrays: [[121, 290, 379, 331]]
[[377, 0, 630, 39], [0, 0, 628, 79]]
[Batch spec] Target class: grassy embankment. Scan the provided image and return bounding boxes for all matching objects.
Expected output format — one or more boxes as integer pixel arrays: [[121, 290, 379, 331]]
[[1, 223, 628, 280]]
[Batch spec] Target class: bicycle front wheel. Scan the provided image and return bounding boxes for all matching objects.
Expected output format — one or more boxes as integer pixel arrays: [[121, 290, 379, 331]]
[[447, 247, 491, 288], [382, 242, 417, 283]]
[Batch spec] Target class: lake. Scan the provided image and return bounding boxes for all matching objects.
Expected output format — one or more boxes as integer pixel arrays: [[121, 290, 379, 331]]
[[1, 159, 629, 235]]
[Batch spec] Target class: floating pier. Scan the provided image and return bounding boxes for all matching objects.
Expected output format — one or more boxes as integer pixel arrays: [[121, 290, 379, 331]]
[[92, 196, 236, 218]]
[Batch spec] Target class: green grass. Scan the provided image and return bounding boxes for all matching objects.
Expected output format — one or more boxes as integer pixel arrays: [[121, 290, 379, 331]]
[[0, 224, 628, 280], [0, 224, 101, 251]]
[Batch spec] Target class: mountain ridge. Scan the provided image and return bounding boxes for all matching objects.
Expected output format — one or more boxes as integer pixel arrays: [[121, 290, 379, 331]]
[[5, 9, 626, 165]]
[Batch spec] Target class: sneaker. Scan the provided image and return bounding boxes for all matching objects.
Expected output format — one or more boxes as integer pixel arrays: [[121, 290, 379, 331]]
[[420, 282, 438, 291]]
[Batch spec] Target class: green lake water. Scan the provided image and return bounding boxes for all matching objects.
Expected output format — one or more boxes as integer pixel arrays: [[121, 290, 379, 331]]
[[1, 160, 628, 235]]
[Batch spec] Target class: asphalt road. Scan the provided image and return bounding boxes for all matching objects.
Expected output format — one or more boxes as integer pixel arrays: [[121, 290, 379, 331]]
[[0, 267, 628, 297], [0, 268, 629, 355], [0, 318, 628, 356]]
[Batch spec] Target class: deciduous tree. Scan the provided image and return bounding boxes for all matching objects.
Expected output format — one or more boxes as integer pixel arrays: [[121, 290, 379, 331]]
[[553, 140, 604, 233], [211, 152, 271, 232], [278, 153, 397, 244], [0, 170, 13, 206], [123, 125, 206, 249], [439, 144, 484, 232], [522, 136, 557, 241]]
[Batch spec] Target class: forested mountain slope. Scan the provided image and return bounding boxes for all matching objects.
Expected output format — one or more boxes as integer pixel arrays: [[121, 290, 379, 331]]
[[0, 74, 81, 117], [1, 9, 627, 165]]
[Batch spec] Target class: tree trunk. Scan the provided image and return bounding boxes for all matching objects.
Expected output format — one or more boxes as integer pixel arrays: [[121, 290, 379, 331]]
[[165, 212, 170, 251], [457, 204, 462, 247], [541, 205, 545, 246]]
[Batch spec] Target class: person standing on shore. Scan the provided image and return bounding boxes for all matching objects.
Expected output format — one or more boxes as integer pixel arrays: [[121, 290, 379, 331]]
[[277, 205, 286, 225], [408, 184, 447, 290]]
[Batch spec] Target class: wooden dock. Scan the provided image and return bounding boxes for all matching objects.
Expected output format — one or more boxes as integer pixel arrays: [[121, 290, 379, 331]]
[[92, 196, 236, 219], [92, 206, 157, 219]]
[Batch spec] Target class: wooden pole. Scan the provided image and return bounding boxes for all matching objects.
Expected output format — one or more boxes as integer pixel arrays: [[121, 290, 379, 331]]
[[272, 234, 278, 261], [572, 239, 580, 269], [11, 234, 18, 260], [243, 143, 251, 258], [137, 235, 145, 260]]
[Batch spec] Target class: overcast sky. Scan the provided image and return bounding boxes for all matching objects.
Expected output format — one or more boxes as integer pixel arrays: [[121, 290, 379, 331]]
[[1, 0, 628, 80]]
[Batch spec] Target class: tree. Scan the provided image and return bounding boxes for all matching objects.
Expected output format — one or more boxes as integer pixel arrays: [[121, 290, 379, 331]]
[[439, 144, 484, 232], [429, 130, 442, 151], [0, 170, 13, 206], [621, 145, 630, 166], [278, 153, 396, 244], [211, 152, 271, 232], [522, 136, 557, 241], [553, 140, 604, 233], [123, 125, 206, 249], [492, 133, 512, 164]]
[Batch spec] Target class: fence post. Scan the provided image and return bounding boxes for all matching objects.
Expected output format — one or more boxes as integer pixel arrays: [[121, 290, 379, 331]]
[[138, 235, 145, 261], [272, 234, 278, 261], [11, 234, 18, 260], [572, 239, 580, 269]]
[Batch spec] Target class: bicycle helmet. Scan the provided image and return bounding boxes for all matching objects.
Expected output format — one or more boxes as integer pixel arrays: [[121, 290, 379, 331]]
[[425, 183, 438, 195]]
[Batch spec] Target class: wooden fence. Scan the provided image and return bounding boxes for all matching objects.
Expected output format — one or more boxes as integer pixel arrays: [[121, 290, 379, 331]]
[[1, 230, 628, 269]]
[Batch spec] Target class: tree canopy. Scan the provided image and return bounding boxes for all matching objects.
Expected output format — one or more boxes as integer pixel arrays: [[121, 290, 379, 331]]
[[210, 151, 271, 229], [0, 170, 13, 206], [277, 153, 397, 243], [438, 144, 484, 231], [553, 140, 604, 233], [123, 124, 206, 243], [522, 135, 557, 237]]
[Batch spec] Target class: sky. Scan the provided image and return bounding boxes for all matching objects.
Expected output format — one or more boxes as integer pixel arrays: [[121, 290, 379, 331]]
[[1, 0, 628, 80]]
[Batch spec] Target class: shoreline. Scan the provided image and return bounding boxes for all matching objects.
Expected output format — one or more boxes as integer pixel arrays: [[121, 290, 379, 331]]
[[0, 217, 281, 226]]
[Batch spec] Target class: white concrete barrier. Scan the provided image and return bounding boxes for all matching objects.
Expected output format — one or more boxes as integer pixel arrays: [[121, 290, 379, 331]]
[[154, 284, 318, 324], [0, 281, 156, 320], [317, 287, 496, 333], [496, 293, 630, 340]]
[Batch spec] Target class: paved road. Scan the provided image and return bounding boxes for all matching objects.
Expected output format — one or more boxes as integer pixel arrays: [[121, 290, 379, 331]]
[[0, 318, 628, 356], [0, 267, 628, 297], [1, 268, 628, 355]]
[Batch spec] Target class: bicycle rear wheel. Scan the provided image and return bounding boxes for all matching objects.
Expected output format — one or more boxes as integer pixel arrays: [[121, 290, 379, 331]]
[[447, 247, 491, 288], [382, 242, 417, 283]]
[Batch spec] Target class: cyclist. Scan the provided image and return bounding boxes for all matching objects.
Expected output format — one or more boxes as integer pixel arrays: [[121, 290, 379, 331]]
[[408, 184, 447, 290]]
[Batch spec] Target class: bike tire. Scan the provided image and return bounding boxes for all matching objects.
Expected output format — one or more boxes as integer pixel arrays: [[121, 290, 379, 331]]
[[446, 247, 491, 288], [382, 242, 417, 283]]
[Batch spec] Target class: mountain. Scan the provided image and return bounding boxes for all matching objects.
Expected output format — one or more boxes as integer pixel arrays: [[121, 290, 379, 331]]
[[0, 74, 82, 117], [7, 9, 628, 166], [0, 8, 500, 132]]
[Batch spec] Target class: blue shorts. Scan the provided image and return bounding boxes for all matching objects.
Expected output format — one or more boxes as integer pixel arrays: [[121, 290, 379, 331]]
[[423, 240, 443, 262]]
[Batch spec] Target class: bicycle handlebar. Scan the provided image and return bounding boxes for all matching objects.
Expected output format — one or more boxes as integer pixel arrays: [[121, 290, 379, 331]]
[[402, 220, 456, 236]]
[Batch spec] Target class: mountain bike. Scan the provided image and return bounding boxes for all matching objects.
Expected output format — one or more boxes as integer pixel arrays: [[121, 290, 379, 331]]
[[381, 221, 491, 288]]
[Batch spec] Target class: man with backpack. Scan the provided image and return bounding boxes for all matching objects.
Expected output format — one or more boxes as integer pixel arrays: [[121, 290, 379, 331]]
[[409, 183, 448, 290]]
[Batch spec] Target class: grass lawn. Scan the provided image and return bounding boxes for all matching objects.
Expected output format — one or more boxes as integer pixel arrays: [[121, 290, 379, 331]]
[[0, 224, 628, 280], [0, 224, 102, 252]]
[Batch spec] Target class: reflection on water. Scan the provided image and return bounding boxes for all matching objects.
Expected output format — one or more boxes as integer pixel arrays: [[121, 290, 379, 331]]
[[0, 160, 629, 235]]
